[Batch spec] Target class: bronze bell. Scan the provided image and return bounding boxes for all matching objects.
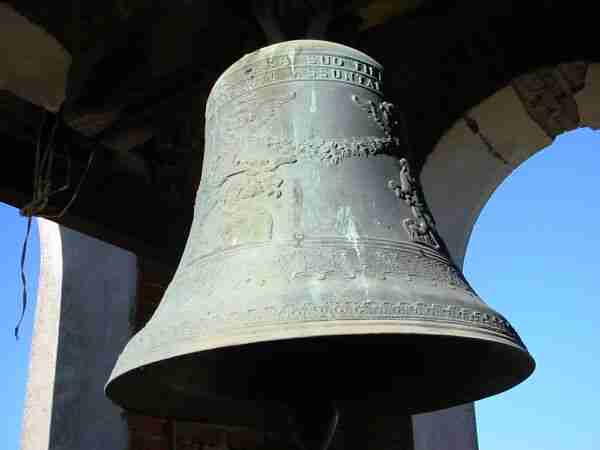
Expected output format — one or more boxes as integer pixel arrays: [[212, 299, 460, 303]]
[[106, 40, 534, 428]]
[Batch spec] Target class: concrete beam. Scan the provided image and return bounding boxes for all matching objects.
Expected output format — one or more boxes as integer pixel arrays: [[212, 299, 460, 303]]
[[0, 2, 70, 112]]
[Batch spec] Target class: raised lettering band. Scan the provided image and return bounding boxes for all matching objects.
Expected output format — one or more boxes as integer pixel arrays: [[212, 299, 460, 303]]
[[207, 52, 383, 117]]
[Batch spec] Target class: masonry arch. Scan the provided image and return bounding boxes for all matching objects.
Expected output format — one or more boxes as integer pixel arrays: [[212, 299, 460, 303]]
[[408, 62, 600, 449], [458, 125, 600, 449], [421, 62, 600, 268]]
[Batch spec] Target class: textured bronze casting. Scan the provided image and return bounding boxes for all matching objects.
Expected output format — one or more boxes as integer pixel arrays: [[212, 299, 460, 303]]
[[106, 40, 534, 428]]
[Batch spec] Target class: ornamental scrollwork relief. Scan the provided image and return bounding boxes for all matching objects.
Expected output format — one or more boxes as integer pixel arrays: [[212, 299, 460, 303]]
[[265, 135, 401, 166]]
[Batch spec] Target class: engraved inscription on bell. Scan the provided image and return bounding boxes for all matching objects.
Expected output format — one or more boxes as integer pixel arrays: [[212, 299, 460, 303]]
[[107, 40, 534, 425]]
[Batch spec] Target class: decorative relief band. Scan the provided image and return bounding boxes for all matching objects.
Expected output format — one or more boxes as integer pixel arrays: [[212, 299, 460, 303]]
[[201, 135, 402, 191], [204, 92, 404, 190], [133, 299, 521, 353], [207, 52, 383, 115], [265, 135, 401, 166], [277, 241, 467, 288], [175, 238, 474, 296]]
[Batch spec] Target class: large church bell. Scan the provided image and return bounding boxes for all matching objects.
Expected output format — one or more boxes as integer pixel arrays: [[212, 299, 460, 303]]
[[106, 40, 534, 430]]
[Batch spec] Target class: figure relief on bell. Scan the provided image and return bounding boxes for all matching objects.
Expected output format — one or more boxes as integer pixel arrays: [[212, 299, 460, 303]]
[[217, 154, 302, 247], [388, 158, 441, 250], [217, 91, 297, 145], [351, 94, 399, 137]]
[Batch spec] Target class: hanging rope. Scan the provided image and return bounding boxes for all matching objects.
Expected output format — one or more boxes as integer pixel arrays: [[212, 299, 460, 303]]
[[42, 147, 96, 219], [15, 109, 97, 339], [16, 216, 33, 340], [15, 111, 55, 339], [318, 403, 339, 450], [290, 402, 339, 450]]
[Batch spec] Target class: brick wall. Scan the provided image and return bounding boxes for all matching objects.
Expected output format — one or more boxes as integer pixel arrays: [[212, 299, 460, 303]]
[[129, 414, 172, 450]]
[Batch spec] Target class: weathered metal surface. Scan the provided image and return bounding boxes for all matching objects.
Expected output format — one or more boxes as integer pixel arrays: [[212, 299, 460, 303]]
[[106, 40, 533, 428]]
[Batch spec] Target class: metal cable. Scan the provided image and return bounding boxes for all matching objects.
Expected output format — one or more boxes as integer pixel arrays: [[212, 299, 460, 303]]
[[15, 109, 97, 339], [15, 216, 32, 340]]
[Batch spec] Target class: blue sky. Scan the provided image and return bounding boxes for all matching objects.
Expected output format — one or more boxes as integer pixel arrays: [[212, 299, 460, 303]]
[[1, 205, 39, 449], [1, 127, 599, 449], [464, 127, 600, 449]]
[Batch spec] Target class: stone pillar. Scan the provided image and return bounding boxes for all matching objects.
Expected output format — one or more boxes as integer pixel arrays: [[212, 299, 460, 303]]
[[20, 219, 136, 450], [412, 404, 478, 450]]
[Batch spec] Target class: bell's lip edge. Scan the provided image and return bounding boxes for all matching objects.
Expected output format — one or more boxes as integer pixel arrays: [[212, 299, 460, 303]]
[[105, 317, 535, 399]]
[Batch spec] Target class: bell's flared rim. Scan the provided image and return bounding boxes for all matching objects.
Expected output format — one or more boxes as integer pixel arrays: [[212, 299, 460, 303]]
[[106, 318, 535, 425]]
